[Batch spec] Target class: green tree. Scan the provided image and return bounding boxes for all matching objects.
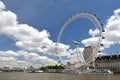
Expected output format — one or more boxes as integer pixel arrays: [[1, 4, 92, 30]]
[[40, 66, 45, 71]]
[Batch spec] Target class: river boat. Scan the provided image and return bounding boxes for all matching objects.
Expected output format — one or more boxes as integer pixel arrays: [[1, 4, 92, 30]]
[[29, 70, 43, 73], [83, 69, 113, 74], [62, 69, 82, 74]]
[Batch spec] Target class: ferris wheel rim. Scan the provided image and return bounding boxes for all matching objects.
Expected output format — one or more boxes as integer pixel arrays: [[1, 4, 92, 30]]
[[56, 11, 103, 65]]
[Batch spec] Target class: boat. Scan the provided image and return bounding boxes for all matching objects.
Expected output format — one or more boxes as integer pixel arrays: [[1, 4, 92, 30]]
[[34, 70, 43, 73], [29, 70, 43, 73], [62, 69, 82, 74], [83, 69, 113, 74]]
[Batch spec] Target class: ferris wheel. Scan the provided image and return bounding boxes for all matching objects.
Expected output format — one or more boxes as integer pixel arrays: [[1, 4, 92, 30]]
[[55, 11, 105, 67]]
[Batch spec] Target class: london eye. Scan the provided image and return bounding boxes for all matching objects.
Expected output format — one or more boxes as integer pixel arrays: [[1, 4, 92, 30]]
[[55, 11, 105, 68]]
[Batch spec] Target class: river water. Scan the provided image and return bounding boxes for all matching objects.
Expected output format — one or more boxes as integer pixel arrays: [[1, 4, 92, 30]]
[[0, 72, 120, 80]]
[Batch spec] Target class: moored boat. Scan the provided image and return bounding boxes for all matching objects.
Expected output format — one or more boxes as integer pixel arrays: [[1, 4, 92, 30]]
[[83, 69, 113, 74], [62, 69, 82, 74]]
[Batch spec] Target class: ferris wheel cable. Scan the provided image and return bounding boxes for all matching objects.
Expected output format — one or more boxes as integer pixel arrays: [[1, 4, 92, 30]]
[[76, 48, 81, 62], [72, 41, 82, 63], [75, 44, 86, 64], [56, 11, 103, 65]]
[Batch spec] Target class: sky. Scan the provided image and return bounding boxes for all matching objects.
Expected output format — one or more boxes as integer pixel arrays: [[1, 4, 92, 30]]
[[0, 0, 120, 68]]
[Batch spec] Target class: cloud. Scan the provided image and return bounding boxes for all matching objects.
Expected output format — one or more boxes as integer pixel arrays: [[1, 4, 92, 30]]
[[0, 1, 5, 10], [0, 50, 57, 67], [69, 48, 84, 63], [0, 56, 17, 61], [81, 37, 100, 47], [104, 8, 120, 43], [0, 1, 55, 55], [0, 1, 71, 58], [17, 50, 57, 66], [89, 29, 100, 37], [82, 8, 120, 54], [0, 1, 58, 67], [0, 50, 19, 57]]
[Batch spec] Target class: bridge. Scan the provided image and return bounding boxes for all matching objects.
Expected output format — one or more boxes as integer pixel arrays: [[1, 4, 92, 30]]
[[0, 67, 24, 72]]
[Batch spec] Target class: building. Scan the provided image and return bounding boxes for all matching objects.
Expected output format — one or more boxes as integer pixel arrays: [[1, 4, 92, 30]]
[[94, 54, 120, 73], [83, 46, 97, 65]]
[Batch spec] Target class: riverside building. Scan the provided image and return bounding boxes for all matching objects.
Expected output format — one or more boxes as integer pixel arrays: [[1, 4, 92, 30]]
[[94, 54, 120, 73]]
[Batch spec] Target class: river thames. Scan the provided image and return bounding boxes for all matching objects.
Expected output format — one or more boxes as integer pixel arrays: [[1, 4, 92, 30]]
[[0, 72, 120, 80]]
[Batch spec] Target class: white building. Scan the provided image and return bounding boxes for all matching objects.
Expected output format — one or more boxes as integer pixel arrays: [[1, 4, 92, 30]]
[[95, 54, 120, 73], [83, 46, 98, 66]]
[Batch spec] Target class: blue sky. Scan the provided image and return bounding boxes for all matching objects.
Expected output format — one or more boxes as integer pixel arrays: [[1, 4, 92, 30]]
[[0, 0, 120, 67]]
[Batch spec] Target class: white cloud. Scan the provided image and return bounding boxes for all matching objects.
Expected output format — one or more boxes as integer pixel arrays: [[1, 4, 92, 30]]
[[81, 37, 100, 47], [0, 1, 54, 55], [69, 48, 84, 63], [82, 8, 120, 53], [0, 50, 57, 67], [0, 7, 61, 57], [0, 1, 6, 10], [0, 1, 62, 67], [0, 56, 17, 61], [56, 43, 70, 56], [17, 50, 57, 65], [89, 29, 100, 37], [0, 50, 19, 57], [104, 8, 120, 43]]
